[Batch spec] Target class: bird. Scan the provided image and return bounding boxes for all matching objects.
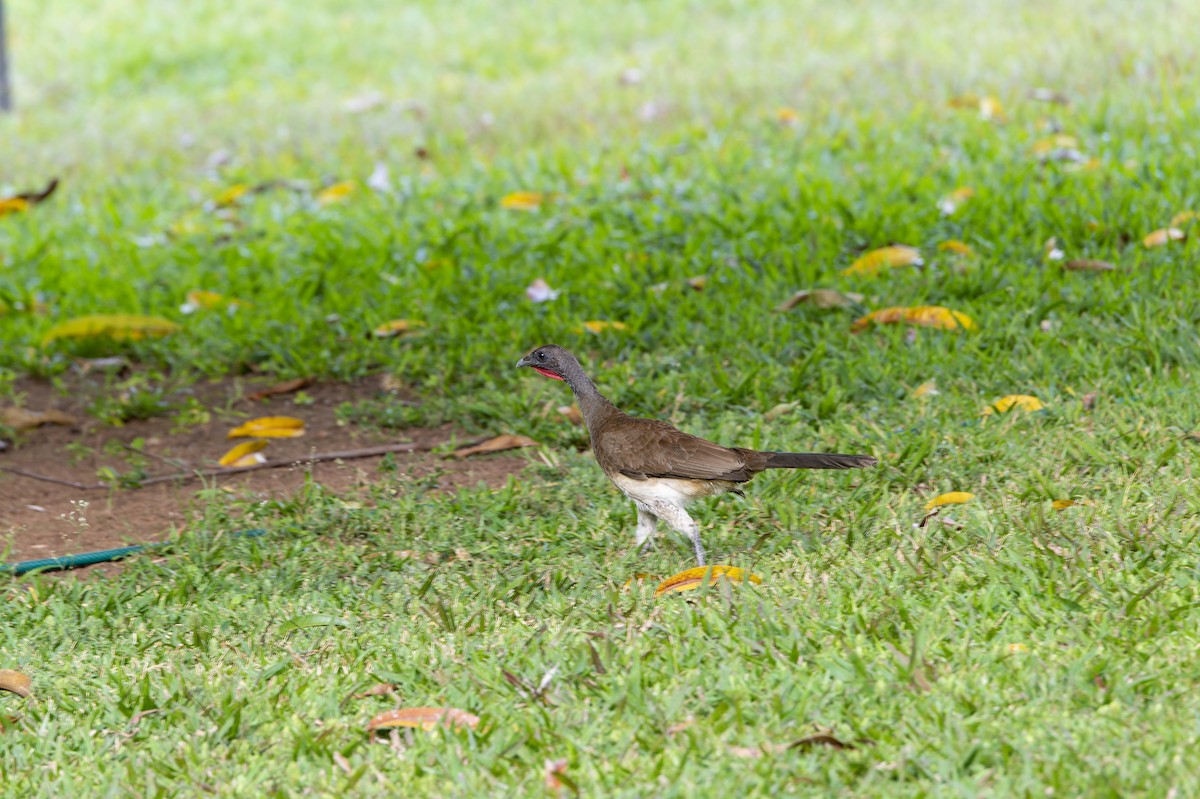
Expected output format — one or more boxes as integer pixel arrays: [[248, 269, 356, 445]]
[[516, 344, 876, 565]]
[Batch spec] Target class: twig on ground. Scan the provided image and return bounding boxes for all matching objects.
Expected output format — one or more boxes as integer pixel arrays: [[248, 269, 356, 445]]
[[0, 439, 482, 491]]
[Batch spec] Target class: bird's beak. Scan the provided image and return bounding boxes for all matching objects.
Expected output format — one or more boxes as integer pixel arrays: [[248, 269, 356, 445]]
[[516, 356, 529, 368]]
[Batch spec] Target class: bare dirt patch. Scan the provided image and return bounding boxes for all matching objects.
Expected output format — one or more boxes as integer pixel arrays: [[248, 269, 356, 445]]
[[1, 374, 525, 566]]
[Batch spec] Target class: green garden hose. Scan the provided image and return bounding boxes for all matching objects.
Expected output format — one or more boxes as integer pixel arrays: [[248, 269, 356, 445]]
[[1, 529, 267, 576]]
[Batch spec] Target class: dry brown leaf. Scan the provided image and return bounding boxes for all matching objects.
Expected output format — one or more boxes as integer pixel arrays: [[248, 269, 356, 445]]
[[790, 732, 863, 751], [366, 707, 479, 732], [1144, 228, 1185, 248], [851, 306, 975, 333], [666, 718, 697, 736], [775, 289, 863, 312], [451, 434, 539, 459], [841, 245, 922, 277], [1063, 259, 1116, 272], [764, 402, 798, 422], [0, 670, 32, 698], [0, 407, 77, 431], [352, 683, 397, 699], [557, 404, 583, 425], [543, 758, 576, 794], [245, 377, 314, 403]]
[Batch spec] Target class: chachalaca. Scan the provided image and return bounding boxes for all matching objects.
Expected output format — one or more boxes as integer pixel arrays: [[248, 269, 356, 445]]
[[517, 344, 876, 564]]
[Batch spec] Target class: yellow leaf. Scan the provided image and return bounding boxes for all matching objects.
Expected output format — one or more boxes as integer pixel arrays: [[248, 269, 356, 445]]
[[937, 240, 975, 257], [1052, 499, 1077, 510], [214, 184, 251, 207], [42, 314, 180, 346], [841, 246, 923, 277], [183, 290, 251, 312], [0, 670, 32, 697], [938, 187, 975, 215], [925, 492, 974, 510], [1143, 228, 1185, 248], [219, 440, 269, 467], [1007, 643, 1029, 654], [655, 566, 762, 597], [372, 319, 427, 338], [978, 95, 1004, 121], [911, 381, 939, 398], [576, 320, 629, 335], [851, 305, 975, 333], [775, 289, 864, 312], [227, 416, 306, 439], [316, 181, 356, 206], [776, 107, 799, 126], [0, 197, 31, 216], [1169, 210, 1196, 227], [686, 275, 708, 291], [983, 395, 1045, 415], [451, 434, 539, 458], [366, 707, 480, 732], [500, 191, 544, 211]]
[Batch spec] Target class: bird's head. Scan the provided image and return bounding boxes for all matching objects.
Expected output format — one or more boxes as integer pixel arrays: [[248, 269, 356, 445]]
[[516, 344, 576, 382]]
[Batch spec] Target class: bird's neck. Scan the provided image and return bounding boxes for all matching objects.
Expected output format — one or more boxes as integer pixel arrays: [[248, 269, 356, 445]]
[[560, 359, 618, 430]]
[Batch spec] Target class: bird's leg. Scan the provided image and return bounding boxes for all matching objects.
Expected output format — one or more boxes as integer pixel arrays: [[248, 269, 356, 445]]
[[647, 500, 706, 566], [635, 505, 659, 554]]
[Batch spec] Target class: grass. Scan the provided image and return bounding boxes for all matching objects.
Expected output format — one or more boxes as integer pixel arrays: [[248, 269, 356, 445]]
[[4, 0, 1200, 795]]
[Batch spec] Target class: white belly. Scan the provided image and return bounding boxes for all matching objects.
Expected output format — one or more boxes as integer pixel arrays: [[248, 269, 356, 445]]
[[610, 473, 719, 507]]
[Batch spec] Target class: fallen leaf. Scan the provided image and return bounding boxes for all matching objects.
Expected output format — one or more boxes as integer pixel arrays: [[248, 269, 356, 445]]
[[181, 290, 251, 314], [1082, 392, 1098, 411], [451, 434, 539, 459], [775, 289, 864, 311], [655, 565, 762, 597], [366, 707, 480, 732], [279, 614, 350, 633], [372, 319, 427, 338], [500, 191, 544, 211], [978, 95, 1004, 121], [925, 491, 974, 510], [686, 275, 708, 291], [576, 320, 628, 334], [0, 670, 32, 697], [213, 184, 251, 207], [764, 401, 798, 422], [1063, 259, 1115, 272], [0, 178, 58, 216], [841, 245, 923, 277], [219, 440, 269, 467], [557, 404, 583, 425], [938, 187, 975, 215], [316, 181, 356, 206], [245, 377, 314, 402], [666, 718, 697, 736], [776, 107, 799, 126], [911, 381, 939, 398], [227, 416, 306, 439], [1007, 643, 1029, 654], [544, 759, 576, 794], [352, 683, 397, 699], [937, 240, 975, 257], [525, 278, 560, 303], [1143, 228, 1185, 248], [0, 407, 77, 431], [851, 305, 975, 333], [983, 395, 1045, 415], [1052, 499, 1077, 510], [1170, 210, 1196, 227], [42, 314, 180, 346]]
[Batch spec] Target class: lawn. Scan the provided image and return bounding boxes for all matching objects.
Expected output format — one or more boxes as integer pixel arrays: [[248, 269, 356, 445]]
[[3, 0, 1200, 795]]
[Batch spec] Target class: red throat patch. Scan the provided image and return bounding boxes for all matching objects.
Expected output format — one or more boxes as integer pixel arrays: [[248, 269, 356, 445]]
[[533, 366, 565, 381]]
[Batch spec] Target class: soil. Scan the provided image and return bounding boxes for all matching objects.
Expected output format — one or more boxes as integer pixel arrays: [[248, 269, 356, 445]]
[[0, 373, 526, 571]]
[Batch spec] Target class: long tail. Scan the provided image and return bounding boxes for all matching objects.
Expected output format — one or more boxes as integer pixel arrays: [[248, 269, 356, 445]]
[[758, 451, 877, 470]]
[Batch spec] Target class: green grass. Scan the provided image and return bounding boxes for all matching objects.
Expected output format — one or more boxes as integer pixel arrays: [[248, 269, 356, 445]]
[[4, 0, 1200, 795]]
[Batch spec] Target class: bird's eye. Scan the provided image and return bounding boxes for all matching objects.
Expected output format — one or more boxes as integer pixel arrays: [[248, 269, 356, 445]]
[[537, 351, 546, 361]]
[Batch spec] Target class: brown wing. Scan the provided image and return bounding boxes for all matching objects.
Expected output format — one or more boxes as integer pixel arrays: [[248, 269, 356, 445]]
[[594, 416, 755, 482]]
